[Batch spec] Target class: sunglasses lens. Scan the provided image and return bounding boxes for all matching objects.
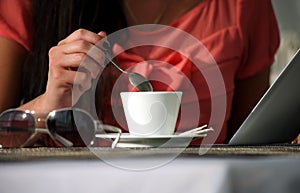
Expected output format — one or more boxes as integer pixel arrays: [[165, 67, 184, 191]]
[[0, 111, 35, 147], [47, 109, 95, 146]]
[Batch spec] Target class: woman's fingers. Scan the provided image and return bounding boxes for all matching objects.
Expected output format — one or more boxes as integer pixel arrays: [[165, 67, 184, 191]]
[[58, 29, 104, 46], [49, 51, 103, 79], [44, 29, 108, 108], [47, 66, 93, 105], [58, 29, 108, 54], [60, 40, 107, 74], [60, 31, 108, 69], [44, 69, 92, 109], [50, 35, 106, 76]]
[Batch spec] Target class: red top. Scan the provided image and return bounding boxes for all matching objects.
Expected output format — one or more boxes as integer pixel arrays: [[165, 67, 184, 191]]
[[98, 0, 280, 144], [0, 0, 280, 144], [0, 0, 32, 50]]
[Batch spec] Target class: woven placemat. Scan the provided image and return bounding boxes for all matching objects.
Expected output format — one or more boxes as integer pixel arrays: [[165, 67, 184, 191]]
[[1, 145, 300, 161]]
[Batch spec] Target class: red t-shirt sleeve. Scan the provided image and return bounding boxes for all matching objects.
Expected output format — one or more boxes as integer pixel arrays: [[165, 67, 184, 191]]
[[0, 0, 32, 51], [236, 0, 280, 79]]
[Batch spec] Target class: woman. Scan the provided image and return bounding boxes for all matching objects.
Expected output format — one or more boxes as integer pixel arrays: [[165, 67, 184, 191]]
[[0, 0, 280, 145]]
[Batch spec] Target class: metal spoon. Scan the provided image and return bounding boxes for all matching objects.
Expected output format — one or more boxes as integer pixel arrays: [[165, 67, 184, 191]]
[[104, 51, 153, 92]]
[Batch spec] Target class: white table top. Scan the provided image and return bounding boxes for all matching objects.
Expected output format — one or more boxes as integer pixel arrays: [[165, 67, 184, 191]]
[[0, 146, 300, 193]]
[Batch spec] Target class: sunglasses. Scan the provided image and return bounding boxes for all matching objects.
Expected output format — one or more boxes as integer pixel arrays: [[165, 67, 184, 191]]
[[0, 108, 121, 148]]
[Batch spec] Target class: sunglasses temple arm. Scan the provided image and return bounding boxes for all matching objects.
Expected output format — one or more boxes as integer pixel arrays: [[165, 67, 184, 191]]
[[35, 128, 73, 147], [95, 121, 122, 133], [21, 128, 49, 147], [104, 125, 122, 134], [111, 132, 121, 149], [95, 121, 122, 148], [52, 133, 74, 147]]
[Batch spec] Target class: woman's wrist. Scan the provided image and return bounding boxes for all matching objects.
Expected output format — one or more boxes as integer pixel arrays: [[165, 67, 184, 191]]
[[18, 94, 52, 112]]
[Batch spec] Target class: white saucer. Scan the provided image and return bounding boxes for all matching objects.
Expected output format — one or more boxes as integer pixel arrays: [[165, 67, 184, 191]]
[[95, 133, 206, 148]]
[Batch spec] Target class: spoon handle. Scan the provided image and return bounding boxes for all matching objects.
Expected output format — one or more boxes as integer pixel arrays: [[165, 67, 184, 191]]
[[104, 50, 128, 74]]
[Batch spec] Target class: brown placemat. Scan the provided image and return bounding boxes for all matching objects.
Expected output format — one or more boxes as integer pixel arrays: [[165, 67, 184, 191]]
[[1, 145, 300, 161]]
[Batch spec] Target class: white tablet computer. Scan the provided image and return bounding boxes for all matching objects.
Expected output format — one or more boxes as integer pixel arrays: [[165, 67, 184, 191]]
[[229, 49, 300, 145]]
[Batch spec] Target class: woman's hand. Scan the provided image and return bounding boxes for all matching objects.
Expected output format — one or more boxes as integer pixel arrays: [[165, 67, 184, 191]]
[[21, 29, 107, 112]]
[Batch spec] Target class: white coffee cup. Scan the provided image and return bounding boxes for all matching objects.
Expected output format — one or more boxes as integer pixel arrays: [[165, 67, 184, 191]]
[[120, 91, 182, 136]]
